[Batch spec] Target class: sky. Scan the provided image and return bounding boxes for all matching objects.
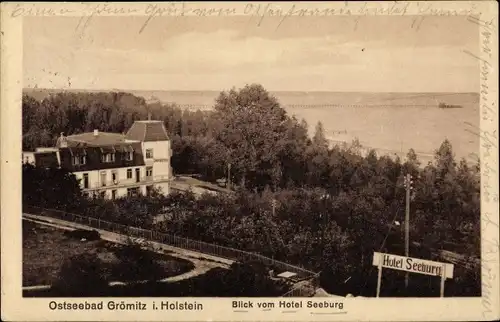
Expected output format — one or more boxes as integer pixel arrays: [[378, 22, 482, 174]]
[[23, 15, 479, 92]]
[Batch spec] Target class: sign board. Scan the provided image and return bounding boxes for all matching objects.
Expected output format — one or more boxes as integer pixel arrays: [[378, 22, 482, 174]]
[[373, 252, 454, 278], [372, 252, 455, 298]]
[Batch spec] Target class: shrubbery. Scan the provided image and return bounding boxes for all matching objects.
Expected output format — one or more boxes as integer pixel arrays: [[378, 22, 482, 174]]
[[64, 229, 100, 241], [112, 241, 170, 281]]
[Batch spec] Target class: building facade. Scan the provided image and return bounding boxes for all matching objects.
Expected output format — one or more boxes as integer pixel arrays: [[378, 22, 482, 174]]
[[22, 120, 173, 199]]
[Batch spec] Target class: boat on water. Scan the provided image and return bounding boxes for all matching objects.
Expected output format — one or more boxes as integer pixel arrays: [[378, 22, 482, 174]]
[[438, 102, 463, 109]]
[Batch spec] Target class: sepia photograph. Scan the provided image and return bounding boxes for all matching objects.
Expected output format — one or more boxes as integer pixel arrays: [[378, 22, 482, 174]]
[[20, 11, 483, 298], [1, 2, 498, 321], [19, 12, 483, 299]]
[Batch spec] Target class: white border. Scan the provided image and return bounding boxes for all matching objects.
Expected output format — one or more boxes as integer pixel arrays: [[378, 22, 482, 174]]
[[1, 2, 498, 321]]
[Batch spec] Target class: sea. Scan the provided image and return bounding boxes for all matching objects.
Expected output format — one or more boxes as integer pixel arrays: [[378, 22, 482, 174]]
[[25, 89, 480, 164]]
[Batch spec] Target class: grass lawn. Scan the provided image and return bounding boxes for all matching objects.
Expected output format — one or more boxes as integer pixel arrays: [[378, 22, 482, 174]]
[[22, 220, 195, 287]]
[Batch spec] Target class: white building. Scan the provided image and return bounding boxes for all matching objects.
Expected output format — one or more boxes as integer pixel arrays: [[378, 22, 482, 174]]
[[23, 119, 173, 199]]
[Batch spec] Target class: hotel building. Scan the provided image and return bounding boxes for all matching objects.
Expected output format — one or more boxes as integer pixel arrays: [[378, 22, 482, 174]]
[[22, 119, 173, 199]]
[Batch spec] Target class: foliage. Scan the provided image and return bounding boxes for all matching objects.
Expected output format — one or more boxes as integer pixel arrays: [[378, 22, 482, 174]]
[[220, 260, 289, 296], [22, 163, 83, 209], [110, 240, 195, 282], [52, 253, 109, 296]]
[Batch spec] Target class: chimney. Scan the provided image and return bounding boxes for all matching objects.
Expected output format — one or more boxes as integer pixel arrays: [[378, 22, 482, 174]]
[[94, 129, 99, 137], [59, 132, 67, 148]]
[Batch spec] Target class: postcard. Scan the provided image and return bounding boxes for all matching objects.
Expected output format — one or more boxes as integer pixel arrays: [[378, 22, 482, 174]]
[[1, 1, 499, 321]]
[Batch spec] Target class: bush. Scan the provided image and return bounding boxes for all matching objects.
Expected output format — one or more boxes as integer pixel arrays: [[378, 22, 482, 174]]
[[52, 253, 109, 296], [220, 261, 290, 296], [64, 229, 100, 241]]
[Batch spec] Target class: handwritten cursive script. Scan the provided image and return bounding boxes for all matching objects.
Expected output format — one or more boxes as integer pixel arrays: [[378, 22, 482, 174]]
[[466, 15, 499, 320], [8, 2, 484, 35]]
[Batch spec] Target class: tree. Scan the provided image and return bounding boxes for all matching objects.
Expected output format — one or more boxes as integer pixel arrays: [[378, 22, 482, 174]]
[[312, 121, 329, 150], [435, 139, 456, 178], [404, 148, 421, 173], [210, 84, 289, 189], [22, 164, 83, 209]]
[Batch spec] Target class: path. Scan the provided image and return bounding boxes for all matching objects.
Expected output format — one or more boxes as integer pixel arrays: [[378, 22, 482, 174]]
[[108, 265, 213, 286], [23, 212, 324, 296], [23, 215, 231, 291], [23, 213, 234, 266]]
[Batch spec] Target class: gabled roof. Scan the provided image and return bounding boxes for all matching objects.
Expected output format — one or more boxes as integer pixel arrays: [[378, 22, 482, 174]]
[[61, 132, 130, 147], [125, 120, 169, 142]]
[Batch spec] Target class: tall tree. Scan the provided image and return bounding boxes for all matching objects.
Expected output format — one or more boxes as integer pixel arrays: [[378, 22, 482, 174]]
[[435, 139, 456, 178], [313, 121, 329, 150], [211, 84, 289, 189]]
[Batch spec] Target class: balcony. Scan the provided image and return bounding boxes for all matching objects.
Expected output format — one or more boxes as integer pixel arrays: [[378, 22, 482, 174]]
[[82, 175, 171, 191]]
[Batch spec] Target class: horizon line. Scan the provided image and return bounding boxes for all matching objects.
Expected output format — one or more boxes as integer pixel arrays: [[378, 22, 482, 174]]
[[23, 87, 479, 95]]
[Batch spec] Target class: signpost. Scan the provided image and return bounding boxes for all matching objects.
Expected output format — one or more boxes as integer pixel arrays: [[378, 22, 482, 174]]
[[372, 252, 454, 297]]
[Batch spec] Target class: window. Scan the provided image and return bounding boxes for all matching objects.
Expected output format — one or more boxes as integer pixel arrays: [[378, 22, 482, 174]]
[[146, 185, 153, 195], [146, 166, 153, 177], [101, 153, 115, 163], [111, 171, 118, 184], [99, 191, 106, 199], [125, 151, 133, 161], [111, 190, 117, 200], [83, 173, 89, 189], [100, 171, 107, 187], [72, 155, 87, 165], [146, 149, 153, 159], [127, 169, 133, 179], [135, 168, 140, 183], [127, 187, 140, 198]]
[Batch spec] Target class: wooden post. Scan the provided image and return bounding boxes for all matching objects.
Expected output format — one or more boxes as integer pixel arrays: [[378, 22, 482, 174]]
[[376, 260, 383, 298], [440, 264, 446, 298], [404, 173, 411, 289]]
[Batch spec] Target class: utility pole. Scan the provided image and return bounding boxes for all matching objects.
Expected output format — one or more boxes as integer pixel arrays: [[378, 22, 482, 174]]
[[403, 173, 413, 289], [227, 163, 231, 190]]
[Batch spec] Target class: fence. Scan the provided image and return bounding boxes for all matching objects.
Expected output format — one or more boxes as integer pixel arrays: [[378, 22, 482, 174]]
[[23, 205, 318, 285]]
